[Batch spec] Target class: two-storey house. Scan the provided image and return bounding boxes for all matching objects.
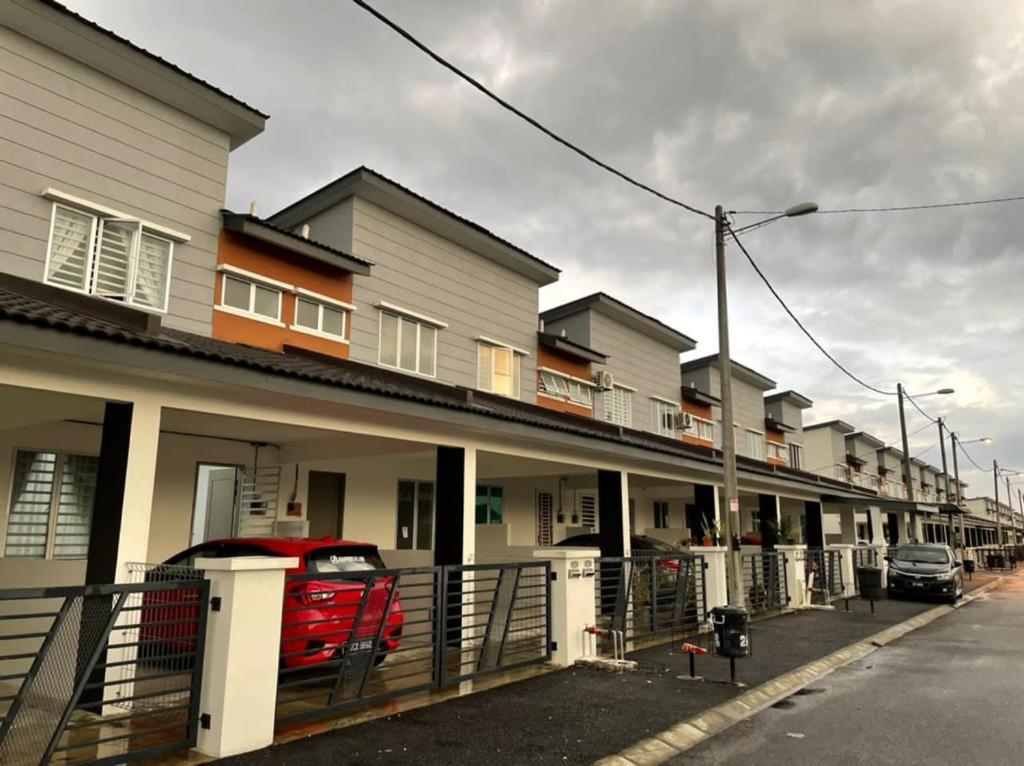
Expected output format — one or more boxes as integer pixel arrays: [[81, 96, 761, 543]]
[[540, 293, 696, 436], [763, 390, 813, 469]]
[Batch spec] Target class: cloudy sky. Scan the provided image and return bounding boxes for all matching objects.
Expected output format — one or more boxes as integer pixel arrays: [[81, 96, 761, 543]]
[[69, 0, 1024, 496]]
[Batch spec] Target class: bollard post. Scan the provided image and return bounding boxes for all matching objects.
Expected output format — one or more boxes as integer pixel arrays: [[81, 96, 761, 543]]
[[776, 544, 807, 608]]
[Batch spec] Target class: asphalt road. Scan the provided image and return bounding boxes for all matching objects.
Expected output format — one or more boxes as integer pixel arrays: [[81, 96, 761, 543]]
[[676, 576, 1024, 765]]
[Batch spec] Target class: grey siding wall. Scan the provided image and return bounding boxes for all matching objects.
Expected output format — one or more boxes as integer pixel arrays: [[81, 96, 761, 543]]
[[0, 27, 230, 334], [682, 365, 765, 454], [803, 428, 844, 477], [312, 196, 540, 400], [766, 399, 806, 448], [586, 311, 682, 432], [543, 312, 590, 348]]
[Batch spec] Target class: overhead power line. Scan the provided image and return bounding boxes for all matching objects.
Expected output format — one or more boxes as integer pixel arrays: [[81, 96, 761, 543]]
[[733, 193, 1024, 217], [903, 392, 938, 424], [724, 224, 897, 396], [350, 0, 713, 220], [958, 441, 990, 473]]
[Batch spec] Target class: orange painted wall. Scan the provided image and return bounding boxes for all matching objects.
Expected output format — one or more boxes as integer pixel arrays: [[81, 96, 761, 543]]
[[536, 346, 595, 418], [212, 230, 354, 358], [681, 399, 714, 448], [766, 427, 787, 465]]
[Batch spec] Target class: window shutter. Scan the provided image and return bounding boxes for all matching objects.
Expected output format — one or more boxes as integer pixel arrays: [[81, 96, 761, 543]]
[[3, 451, 57, 557], [536, 491, 553, 546], [93, 219, 141, 298], [133, 233, 172, 311], [579, 494, 598, 529], [477, 343, 492, 390], [46, 206, 95, 291], [52, 454, 98, 559]]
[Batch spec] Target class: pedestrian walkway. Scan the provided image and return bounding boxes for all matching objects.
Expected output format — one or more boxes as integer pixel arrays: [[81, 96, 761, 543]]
[[214, 598, 935, 766]]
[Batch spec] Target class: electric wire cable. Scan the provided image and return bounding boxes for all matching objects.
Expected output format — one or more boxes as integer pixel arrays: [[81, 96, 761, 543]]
[[725, 224, 897, 396], [350, 0, 712, 220], [903, 392, 939, 424], [958, 441, 990, 473], [732, 193, 1024, 216]]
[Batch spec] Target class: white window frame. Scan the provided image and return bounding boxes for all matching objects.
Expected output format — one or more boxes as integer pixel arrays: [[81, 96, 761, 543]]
[[292, 296, 350, 343], [216, 273, 285, 327], [538, 368, 593, 408], [477, 340, 524, 399], [683, 414, 715, 442], [745, 429, 766, 461], [378, 309, 439, 378], [789, 443, 804, 470], [651, 398, 680, 437], [603, 385, 633, 427], [3, 448, 98, 560], [42, 201, 177, 314], [767, 441, 789, 463]]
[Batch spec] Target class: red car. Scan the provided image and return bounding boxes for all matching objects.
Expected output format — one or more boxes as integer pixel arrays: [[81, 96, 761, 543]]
[[151, 537, 404, 669]]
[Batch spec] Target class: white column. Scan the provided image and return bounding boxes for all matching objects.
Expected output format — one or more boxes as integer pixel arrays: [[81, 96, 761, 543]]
[[909, 512, 924, 544], [114, 398, 162, 581], [700, 546, 729, 611], [776, 544, 807, 608], [194, 556, 297, 758], [867, 506, 886, 546], [461, 446, 477, 565], [534, 547, 599, 666], [829, 543, 857, 598], [895, 512, 910, 544], [619, 472, 632, 557]]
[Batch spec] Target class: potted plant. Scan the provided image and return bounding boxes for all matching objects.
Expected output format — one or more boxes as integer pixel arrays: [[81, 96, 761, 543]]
[[767, 517, 798, 545], [700, 517, 720, 546]]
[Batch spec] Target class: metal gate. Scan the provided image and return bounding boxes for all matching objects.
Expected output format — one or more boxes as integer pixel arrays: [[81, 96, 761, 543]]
[[274, 561, 551, 725], [0, 578, 208, 766], [801, 548, 843, 602], [594, 554, 706, 652], [740, 552, 788, 614]]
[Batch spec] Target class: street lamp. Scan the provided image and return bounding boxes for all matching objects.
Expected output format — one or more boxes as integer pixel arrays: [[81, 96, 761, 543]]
[[716, 201, 818, 607]]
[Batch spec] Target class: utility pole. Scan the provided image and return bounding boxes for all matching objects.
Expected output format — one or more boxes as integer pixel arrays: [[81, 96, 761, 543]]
[[896, 383, 915, 543], [993, 459, 1003, 547], [937, 418, 954, 547], [1007, 476, 1018, 546], [951, 432, 965, 548], [715, 204, 743, 606]]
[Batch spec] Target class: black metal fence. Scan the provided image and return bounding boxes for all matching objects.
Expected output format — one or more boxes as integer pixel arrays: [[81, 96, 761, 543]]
[[0, 578, 208, 766], [854, 547, 879, 569], [593, 554, 706, 652], [740, 552, 788, 614], [800, 548, 843, 603], [972, 546, 1019, 571], [274, 561, 551, 725]]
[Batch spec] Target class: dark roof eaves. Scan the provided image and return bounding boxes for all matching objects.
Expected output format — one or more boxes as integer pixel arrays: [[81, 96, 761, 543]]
[[221, 211, 374, 274], [541, 292, 697, 351]]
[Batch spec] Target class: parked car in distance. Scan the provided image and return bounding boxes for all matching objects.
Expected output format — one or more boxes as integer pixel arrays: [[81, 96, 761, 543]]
[[145, 537, 403, 669], [885, 543, 964, 603]]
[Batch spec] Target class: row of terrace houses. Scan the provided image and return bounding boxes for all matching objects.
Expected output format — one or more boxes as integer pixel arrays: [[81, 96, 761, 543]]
[[1, 3, 1022, 762], [2, 0, 1021, 594]]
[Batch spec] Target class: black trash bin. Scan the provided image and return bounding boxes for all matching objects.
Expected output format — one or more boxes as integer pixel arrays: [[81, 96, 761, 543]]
[[962, 559, 976, 575], [856, 566, 884, 601], [710, 605, 750, 658]]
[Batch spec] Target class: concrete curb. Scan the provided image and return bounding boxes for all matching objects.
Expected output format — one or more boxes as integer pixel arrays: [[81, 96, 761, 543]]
[[595, 577, 1008, 766]]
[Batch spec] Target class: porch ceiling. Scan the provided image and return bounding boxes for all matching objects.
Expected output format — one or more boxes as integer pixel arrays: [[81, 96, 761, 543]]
[[0, 383, 106, 432]]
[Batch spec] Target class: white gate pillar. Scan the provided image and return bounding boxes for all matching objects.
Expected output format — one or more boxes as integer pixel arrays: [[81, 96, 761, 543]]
[[700, 546, 729, 611], [534, 547, 599, 666], [776, 544, 807, 608]]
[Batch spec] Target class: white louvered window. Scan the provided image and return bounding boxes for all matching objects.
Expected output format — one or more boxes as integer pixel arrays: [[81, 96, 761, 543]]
[[3, 450, 98, 559], [603, 385, 633, 427], [651, 400, 680, 437], [44, 204, 174, 312]]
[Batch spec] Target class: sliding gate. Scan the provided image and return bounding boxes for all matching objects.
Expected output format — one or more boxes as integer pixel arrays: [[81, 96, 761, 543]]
[[275, 561, 551, 725], [0, 579, 208, 766]]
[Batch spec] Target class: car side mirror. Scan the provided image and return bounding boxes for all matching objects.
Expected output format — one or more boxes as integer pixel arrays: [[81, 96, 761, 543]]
[[883, 556, 891, 562], [954, 560, 962, 567]]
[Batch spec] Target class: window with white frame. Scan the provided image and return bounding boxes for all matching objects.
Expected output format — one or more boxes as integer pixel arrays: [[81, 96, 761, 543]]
[[4, 450, 98, 559], [745, 430, 766, 460], [396, 480, 434, 550], [539, 370, 593, 407], [603, 385, 633, 427], [477, 342, 522, 398], [221, 274, 282, 322], [44, 203, 174, 312], [294, 296, 347, 339], [682, 415, 714, 441], [651, 399, 680, 437], [379, 310, 437, 376], [767, 441, 789, 463], [789, 443, 803, 470]]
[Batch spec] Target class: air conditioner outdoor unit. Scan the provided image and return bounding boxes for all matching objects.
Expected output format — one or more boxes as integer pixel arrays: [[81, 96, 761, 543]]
[[594, 370, 614, 390], [672, 412, 693, 431]]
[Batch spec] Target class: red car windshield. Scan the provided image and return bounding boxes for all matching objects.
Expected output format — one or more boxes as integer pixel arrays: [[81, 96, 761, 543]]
[[305, 547, 386, 574]]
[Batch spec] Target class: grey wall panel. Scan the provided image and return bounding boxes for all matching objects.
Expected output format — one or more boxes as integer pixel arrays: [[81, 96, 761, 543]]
[[0, 27, 230, 334], [333, 198, 541, 401]]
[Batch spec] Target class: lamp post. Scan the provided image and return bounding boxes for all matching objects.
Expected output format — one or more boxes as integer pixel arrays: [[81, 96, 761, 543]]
[[937, 418, 954, 546], [716, 201, 817, 606], [896, 385, 952, 543], [995, 467, 1024, 547]]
